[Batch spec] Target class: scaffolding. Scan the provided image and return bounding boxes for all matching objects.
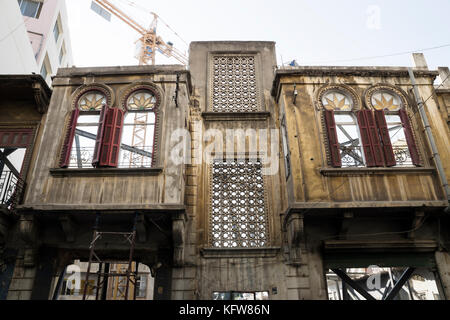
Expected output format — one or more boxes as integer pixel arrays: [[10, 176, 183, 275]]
[[82, 213, 140, 300]]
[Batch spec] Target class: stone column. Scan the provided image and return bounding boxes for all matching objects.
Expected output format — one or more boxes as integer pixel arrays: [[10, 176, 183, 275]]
[[436, 251, 450, 300]]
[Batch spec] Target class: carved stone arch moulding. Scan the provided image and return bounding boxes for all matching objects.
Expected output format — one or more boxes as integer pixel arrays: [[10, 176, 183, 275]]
[[119, 81, 163, 112], [70, 83, 115, 110], [363, 83, 411, 112], [316, 84, 361, 111]]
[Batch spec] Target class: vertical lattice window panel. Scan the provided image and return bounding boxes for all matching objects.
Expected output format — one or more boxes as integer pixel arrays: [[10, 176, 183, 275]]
[[210, 159, 269, 248], [211, 55, 260, 112]]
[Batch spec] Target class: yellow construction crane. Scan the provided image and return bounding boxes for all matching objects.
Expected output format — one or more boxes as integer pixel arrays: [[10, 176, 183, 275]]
[[92, 0, 188, 65]]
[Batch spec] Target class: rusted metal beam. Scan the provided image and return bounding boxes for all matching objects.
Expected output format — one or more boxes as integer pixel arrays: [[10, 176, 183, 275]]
[[384, 267, 415, 300], [332, 268, 376, 300]]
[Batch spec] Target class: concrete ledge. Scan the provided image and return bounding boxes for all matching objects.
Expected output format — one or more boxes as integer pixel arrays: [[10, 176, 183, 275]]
[[55, 65, 188, 77], [320, 167, 435, 176], [275, 66, 438, 78], [201, 247, 280, 258], [288, 200, 448, 210], [49, 167, 163, 177], [435, 88, 450, 94], [16, 203, 185, 212], [202, 112, 270, 121], [324, 240, 438, 252]]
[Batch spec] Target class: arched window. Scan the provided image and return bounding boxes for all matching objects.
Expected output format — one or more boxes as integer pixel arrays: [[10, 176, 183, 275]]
[[322, 90, 365, 167], [60, 87, 125, 169], [321, 85, 421, 169], [368, 88, 421, 167], [119, 90, 157, 168], [65, 91, 107, 168]]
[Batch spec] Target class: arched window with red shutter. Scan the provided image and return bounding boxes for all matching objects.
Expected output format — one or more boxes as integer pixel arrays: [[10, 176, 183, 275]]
[[322, 90, 365, 168], [60, 90, 107, 168], [119, 89, 158, 168], [370, 89, 421, 167]]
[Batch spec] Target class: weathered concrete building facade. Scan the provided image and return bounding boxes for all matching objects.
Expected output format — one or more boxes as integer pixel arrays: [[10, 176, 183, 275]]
[[273, 59, 450, 300], [0, 41, 449, 300]]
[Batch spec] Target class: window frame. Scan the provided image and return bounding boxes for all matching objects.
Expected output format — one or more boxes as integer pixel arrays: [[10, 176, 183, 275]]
[[320, 85, 422, 169], [53, 16, 62, 43], [67, 90, 106, 169], [120, 88, 159, 169], [333, 110, 366, 168], [320, 87, 365, 168], [119, 83, 162, 168], [364, 85, 423, 167], [280, 115, 291, 179], [59, 84, 115, 169], [60, 83, 166, 171], [59, 42, 66, 64], [18, 0, 43, 19]]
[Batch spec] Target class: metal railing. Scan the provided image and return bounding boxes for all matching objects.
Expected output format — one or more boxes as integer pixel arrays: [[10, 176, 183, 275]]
[[340, 146, 365, 168], [0, 170, 25, 211], [392, 146, 413, 167], [69, 146, 153, 168], [339, 145, 414, 167]]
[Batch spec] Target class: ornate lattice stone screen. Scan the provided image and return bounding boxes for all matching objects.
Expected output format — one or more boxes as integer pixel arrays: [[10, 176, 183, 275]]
[[210, 55, 260, 112], [210, 159, 269, 248]]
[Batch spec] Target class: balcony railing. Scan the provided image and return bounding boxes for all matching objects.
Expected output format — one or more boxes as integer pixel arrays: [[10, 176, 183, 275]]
[[340, 146, 365, 168], [393, 146, 413, 167], [0, 170, 25, 212], [69, 146, 153, 169], [339, 145, 414, 167]]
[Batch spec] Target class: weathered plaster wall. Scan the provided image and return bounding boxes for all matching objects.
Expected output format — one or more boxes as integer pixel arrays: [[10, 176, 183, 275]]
[[22, 66, 191, 209], [276, 71, 447, 206]]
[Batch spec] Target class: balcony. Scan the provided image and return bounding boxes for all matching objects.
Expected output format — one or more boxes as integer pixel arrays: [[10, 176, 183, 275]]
[[0, 170, 25, 213], [68, 146, 154, 169]]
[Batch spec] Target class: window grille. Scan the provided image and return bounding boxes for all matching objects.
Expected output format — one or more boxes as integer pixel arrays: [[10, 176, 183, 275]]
[[210, 158, 268, 248], [211, 55, 260, 112]]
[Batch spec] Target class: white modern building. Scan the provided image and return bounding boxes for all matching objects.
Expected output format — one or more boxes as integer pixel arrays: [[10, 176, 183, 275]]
[[0, 0, 73, 86]]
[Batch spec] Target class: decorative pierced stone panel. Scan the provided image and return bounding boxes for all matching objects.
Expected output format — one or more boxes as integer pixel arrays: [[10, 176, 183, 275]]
[[210, 158, 269, 248], [210, 55, 260, 112]]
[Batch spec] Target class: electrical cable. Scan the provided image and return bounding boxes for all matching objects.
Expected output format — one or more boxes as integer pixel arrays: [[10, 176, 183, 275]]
[[303, 43, 450, 64], [118, 0, 189, 47], [422, 73, 450, 105]]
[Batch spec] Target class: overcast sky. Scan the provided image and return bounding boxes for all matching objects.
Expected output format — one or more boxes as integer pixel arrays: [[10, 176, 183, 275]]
[[66, 0, 450, 71]]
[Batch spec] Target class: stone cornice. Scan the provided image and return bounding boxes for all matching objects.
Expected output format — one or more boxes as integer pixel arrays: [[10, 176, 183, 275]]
[[0, 74, 52, 114], [272, 67, 438, 99]]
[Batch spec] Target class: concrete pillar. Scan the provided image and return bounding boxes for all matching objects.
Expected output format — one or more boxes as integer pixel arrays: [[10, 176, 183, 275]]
[[153, 250, 172, 300], [6, 249, 36, 300], [0, 248, 17, 300], [412, 53, 428, 70], [435, 251, 450, 300], [438, 67, 450, 89], [30, 247, 58, 300]]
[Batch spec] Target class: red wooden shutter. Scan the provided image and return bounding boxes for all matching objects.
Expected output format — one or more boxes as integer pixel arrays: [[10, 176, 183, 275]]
[[365, 110, 384, 167], [92, 105, 108, 167], [59, 109, 80, 168], [98, 108, 124, 167], [324, 110, 341, 167], [374, 110, 396, 167], [357, 110, 384, 167], [399, 109, 422, 166]]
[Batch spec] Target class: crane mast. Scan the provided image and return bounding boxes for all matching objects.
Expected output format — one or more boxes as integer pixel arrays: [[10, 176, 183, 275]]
[[93, 0, 188, 65]]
